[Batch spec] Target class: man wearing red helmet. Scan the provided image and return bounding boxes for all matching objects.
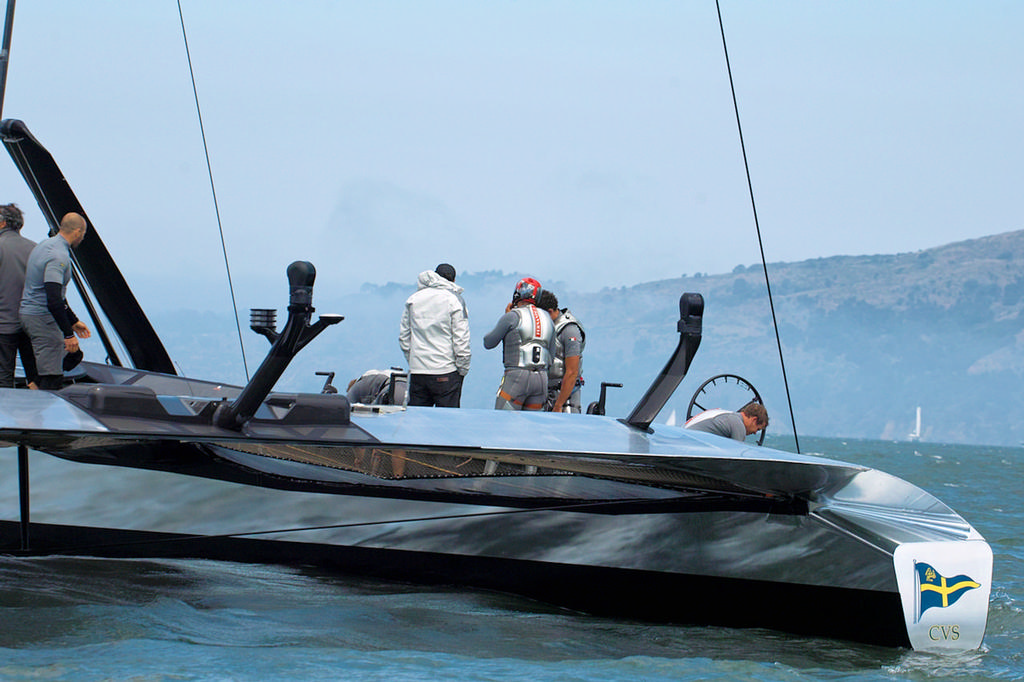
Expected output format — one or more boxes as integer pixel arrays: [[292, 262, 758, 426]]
[[482, 277, 555, 410]]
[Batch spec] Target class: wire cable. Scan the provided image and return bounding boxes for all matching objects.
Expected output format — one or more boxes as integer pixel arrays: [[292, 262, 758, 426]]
[[176, 1, 250, 381], [715, 0, 800, 452]]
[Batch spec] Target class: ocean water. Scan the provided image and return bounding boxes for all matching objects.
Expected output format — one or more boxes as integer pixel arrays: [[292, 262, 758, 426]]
[[0, 436, 1021, 681]]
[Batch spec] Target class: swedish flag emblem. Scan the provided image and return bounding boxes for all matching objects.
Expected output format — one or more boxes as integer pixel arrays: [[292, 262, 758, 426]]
[[916, 561, 981, 617]]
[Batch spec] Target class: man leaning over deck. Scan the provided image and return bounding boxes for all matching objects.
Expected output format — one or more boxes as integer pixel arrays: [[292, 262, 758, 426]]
[[684, 401, 768, 441]]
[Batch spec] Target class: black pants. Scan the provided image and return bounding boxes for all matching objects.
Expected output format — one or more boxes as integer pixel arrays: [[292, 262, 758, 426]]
[[0, 330, 37, 388], [408, 371, 464, 407]]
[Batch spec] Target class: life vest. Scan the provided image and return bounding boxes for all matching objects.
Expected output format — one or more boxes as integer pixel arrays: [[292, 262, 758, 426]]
[[549, 308, 585, 381], [514, 304, 554, 370]]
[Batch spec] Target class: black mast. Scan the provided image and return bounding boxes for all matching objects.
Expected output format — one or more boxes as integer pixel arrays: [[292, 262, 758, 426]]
[[0, 0, 14, 120], [1, 119, 176, 373], [0, 0, 29, 554]]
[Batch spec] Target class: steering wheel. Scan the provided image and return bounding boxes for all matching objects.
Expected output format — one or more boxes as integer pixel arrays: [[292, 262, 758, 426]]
[[686, 373, 767, 446]]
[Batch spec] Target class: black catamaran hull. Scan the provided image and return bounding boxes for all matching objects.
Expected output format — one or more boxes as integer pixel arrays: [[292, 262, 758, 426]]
[[0, 518, 910, 648], [0, 382, 992, 651]]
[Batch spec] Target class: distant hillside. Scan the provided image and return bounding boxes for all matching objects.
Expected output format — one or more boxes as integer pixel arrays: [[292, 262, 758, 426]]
[[576, 229, 1024, 446], [148, 230, 1024, 447]]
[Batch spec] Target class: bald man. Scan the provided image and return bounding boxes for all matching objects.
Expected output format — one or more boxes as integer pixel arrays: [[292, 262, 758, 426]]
[[20, 212, 91, 389]]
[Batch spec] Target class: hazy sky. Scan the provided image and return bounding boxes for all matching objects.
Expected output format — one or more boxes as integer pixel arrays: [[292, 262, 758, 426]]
[[0, 0, 1020, 314]]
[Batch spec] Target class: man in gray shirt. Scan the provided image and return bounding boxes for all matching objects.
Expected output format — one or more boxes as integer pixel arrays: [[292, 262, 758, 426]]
[[346, 368, 408, 406], [685, 402, 769, 442], [0, 204, 38, 388], [20, 212, 91, 390]]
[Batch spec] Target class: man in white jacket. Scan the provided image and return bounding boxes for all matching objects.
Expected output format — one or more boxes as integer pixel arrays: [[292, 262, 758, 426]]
[[399, 263, 471, 407]]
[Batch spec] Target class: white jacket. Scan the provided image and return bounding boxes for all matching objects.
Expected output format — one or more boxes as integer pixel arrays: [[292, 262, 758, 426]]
[[399, 270, 471, 375]]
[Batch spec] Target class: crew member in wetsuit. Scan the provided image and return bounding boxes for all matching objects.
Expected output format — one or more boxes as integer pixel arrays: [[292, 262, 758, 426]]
[[482, 277, 554, 410], [536, 290, 585, 413]]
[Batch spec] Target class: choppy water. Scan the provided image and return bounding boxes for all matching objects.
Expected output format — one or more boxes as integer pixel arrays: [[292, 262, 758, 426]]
[[0, 436, 1021, 681]]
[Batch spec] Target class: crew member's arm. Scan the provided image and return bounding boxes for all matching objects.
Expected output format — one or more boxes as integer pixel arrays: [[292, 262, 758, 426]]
[[551, 324, 582, 412], [398, 303, 412, 362], [451, 297, 471, 375], [43, 282, 80, 352], [483, 311, 518, 350], [70, 306, 90, 340], [551, 355, 580, 413]]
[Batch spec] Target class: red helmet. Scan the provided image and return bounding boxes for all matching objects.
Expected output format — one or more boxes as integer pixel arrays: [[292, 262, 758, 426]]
[[513, 277, 542, 305]]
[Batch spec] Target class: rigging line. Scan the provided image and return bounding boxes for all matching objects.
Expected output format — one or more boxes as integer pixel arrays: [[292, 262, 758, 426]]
[[715, 0, 800, 453], [176, 0, 250, 381], [16, 497, 676, 557]]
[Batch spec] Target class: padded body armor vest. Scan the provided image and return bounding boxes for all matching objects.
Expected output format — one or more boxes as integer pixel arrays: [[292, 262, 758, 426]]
[[514, 304, 554, 370], [549, 309, 585, 380]]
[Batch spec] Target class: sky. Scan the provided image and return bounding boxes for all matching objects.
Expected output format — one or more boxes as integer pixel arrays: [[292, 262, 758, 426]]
[[0, 0, 1021, 316]]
